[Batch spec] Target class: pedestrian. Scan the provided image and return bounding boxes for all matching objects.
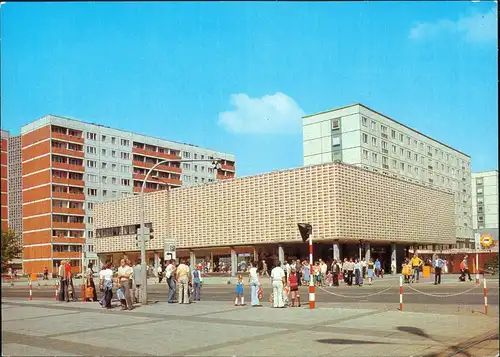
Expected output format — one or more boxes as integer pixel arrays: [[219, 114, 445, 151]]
[[295, 259, 302, 286], [157, 264, 164, 284], [191, 265, 202, 301], [99, 263, 114, 309], [285, 261, 291, 283], [58, 261, 67, 302], [331, 260, 340, 287], [459, 256, 472, 282], [248, 262, 261, 307], [117, 259, 134, 310], [367, 258, 375, 285], [342, 258, 349, 284], [288, 269, 300, 307], [132, 259, 142, 304], [43, 267, 49, 280], [235, 273, 245, 306], [374, 258, 381, 278], [271, 261, 285, 308], [347, 258, 355, 286], [303, 262, 310, 286], [86, 262, 98, 302], [361, 259, 367, 279], [261, 260, 269, 278], [354, 259, 362, 286], [402, 259, 411, 284], [313, 262, 320, 287], [410, 254, 423, 283], [165, 259, 176, 303], [320, 260, 328, 287], [433, 255, 444, 285], [176, 259, 190, 304]]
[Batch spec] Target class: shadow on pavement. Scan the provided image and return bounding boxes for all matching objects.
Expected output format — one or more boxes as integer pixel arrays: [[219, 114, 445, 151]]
[[317, 339, 389, 345]]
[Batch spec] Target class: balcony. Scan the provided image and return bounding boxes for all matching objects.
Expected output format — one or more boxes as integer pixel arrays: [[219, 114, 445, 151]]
[[132, 160, 182, 173], [217, 174, 232, 180], [52, 191, 85, 201], [53, 251, 83, 259], [52, 177, 85, 187], [133, 187, 163, 194], [132, 174, 181, 186], [51, 147, 84, 158], [52, 207, 85, 215], [51, 132, 84, 144], [220, 164, 235, 172], [52, 236, 86, 245], [132, 147, 181, 161], [52, 221, 85, 230], [52, 162, 85, 172]]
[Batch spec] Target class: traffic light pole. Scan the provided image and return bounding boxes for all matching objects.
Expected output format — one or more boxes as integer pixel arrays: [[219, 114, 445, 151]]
[[308, 234, 315, 309], [139, 158, 222, 305]]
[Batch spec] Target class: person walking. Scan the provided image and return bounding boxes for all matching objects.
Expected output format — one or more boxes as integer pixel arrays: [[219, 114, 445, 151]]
[[248, 262, 261, 307], [459, 256, 473, 282], [433, 255, 444, 285], [165, 259, 176, 303], [132, 259, 142, 304], [261, 260, 270, 278], [58, 261, 68, 302], [117, 259, 134, 310], [157, 264, 164, 284], [410, 254, 423, 283], [354, 259, 362, 286], [176, 259, 190, 304], [271, 261, 285, 308], [191, 265, 202, 301], [367, 258, 375, 285], [374, 258, 381, 278], [99, 263, 114, 309]]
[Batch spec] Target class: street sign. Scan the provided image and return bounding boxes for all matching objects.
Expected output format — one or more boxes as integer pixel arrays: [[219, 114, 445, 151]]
[[474, 233, 481, 250]]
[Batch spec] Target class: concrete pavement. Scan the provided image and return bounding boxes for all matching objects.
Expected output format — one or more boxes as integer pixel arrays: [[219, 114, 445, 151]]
[[2, 297, 498, 356]]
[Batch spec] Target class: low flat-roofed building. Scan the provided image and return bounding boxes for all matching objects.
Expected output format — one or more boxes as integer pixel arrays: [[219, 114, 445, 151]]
[[93, 162, 455, 274]]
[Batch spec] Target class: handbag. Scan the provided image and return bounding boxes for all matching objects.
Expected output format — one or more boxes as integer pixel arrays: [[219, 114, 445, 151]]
[[117, 287, 125, 300], [86, 286, 94, 298]]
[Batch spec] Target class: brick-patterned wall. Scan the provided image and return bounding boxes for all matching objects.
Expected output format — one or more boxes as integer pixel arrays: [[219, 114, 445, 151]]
[[94, 163, 456, 254]]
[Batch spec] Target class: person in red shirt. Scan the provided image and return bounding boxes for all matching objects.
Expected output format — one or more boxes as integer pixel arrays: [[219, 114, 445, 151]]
[[288, 269, 300, 307]]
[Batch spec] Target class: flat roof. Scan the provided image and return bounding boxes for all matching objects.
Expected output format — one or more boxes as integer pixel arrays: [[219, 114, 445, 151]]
[[303, 103, 470, 158], [22, 114, 234, 157]]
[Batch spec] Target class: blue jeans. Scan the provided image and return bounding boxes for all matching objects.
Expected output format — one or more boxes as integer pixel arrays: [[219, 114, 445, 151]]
[[250, 279, 259, 306], [413, 268, 420, 282], [192, 280, 201, 301], [167, 277, 176, 302]]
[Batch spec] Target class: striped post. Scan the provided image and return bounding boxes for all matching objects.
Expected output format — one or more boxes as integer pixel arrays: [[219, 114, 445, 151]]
[[29, 279, 33, 301], [55, 281, 59, 301], [308, 235, 315, 309], [475, 253, 480, 285], [399, 275, 403, 311], [483, 278, 488, 315]]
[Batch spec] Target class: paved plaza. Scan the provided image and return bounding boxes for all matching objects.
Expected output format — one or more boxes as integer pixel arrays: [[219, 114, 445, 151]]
[[2, 296, 498, 357]]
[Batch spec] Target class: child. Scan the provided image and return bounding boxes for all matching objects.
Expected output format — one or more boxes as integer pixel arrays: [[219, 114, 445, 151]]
[[326, 272, 333, 287], [234, 274, 245, 306], [288, 269, 301, 307], [282, 284, 290, 306], [402, 260, 411, 284]]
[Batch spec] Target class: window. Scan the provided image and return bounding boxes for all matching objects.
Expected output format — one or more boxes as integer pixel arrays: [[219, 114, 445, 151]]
[[112, 164, 117, 172], [102, 176, 108, 184], [87, 231, 94, 239], [87, 188, 97, 196], [332, 137, 341, 146], [476, 178, 483, 185], [87, 132, 97, 140], [392, 145, 397, 154], [381, 141, 388, 150], [86, 174, 98, 183], [121, 152, 130, 160], [381, 125, 387, 134], [399, 148, 404, 156], [400, 162, 405, 171], [408, 164, 412, 173], [112, 177, 117, 184], [101, 135, 107, 142], [362, 133, 368, 144], [413, 140, 417, 147], [391, 130, 396, 139], [121, 179, 130, 186], [406, 136, 410, 145], [183, 175, 191, 181], [87, 202, 94, 210], [112, 191, 117, 198], [101, 162, 107, 170], [208, 168, 214, 174], [382, 156, 388, 165], [331, 119, 340, 129], [87, 160, 97, 168], [194, 165, 198, 172], [201, 166, 205, 172], [419, 143, 424, 151], [87, 146, 96, 155], [392, 159, 397, 169], [371, 137, 377, 146], [371, 153, 378, 162], [414, 153, 418, 161], [477, 188, 483, 194], [362, 150, 369, 160], [362, 117, 368, 126], [183, 152, 191, 159], [183, 163, 191, 170], [399, 133, 404, 142], [102, 190, 108, 197], [407, 151, 411, 159], [121, 165, 130, 173], [371, 121, 377, 131], [120, 139, 130, 146], [111, 137, 116, 145], [111, 150, 116, 158], [102, 149, 107, 156], [88, 216, 93, 224], [201, 155, 205, 159]]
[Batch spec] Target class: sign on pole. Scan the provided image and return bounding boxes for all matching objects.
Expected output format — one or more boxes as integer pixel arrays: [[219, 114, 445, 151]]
[[474, 233, 481, 250]]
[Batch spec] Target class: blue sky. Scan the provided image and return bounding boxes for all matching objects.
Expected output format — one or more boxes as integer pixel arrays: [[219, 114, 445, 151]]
[[1, 2, 498, 176]]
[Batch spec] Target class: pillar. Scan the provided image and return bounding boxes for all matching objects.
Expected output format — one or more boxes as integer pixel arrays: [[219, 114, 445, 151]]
[[278, 245, 285, 264], [230, 249, 237, 277], [333, 241, 340, 261], [253, 247, 258, 262], [190, 251, 196, 269], [432, 244, 437, 262], [391, 243, 397, 274], [358, 244, 362, 261], [210, 252, 214, 272], [364, 243, 371, 262]]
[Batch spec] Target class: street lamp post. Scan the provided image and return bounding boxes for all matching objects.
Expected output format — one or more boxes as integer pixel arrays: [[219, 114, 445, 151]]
[[139, 158, 221, 305]]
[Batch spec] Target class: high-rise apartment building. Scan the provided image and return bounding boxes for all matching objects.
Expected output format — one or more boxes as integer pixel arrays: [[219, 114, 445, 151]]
[[1, 130, 9, 233], [302, 103, 472, 246], [21, 115, 236, 274], [471, 170, 498, 240]]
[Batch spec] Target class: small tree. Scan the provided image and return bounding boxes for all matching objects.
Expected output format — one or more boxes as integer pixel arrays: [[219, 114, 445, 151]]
[[1, 229, 22, 273]]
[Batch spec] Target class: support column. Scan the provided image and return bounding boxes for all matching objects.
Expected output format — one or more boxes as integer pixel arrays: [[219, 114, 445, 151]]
[[154, 253, 159, 277], [333, 241, 340, 261], [210, 252, 214, 272], [358, 244, 362, 261], [190, 251, 196, 269], [230, 249, 237, 277], [253, 247, 258, 263], [278, 245, 285, 264], [364, 243, 371, 262], [391, 243, 397, 275], [432, 245, 437, 262]]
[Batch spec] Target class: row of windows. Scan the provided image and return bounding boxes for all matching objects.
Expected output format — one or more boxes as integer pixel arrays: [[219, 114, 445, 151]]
[[182, 175, 214, 183], [86, 161, 131, 173], [181, 163, 215, 174], [86, 174, 130, 186], [86, 146, 130, 160], [361, 134, 468, 178], [360, 116, 469, 169], [87, 132, 129, 147], [95, 223, 153, 238], [87, 188, 131, 198]]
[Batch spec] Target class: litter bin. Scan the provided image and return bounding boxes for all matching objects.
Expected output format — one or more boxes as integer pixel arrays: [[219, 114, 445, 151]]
[[422, 266, 431, 278]]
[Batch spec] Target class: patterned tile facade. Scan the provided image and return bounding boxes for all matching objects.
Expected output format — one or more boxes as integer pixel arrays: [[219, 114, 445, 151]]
[[94, 163, 456, 254]]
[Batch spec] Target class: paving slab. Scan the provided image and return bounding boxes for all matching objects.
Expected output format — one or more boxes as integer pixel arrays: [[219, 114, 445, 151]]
[[1, 306, 80, 322], [51, 320, 285, 356], [1, 343, 80, 356]]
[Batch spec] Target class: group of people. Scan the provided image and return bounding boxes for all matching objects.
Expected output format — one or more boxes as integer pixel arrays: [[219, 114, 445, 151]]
[[57, 260, 78, 302]]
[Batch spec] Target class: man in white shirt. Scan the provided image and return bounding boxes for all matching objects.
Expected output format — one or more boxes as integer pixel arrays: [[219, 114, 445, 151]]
[[176, 259, 190, 304], [319, 260, 328, 287], [248, 262, 261, 307], [117, 259, 133, 310], [165, 260, 176, 303], [271, 261, 285, 308]]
